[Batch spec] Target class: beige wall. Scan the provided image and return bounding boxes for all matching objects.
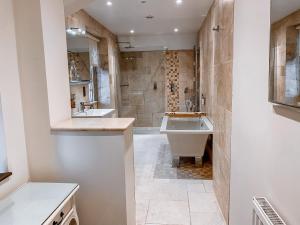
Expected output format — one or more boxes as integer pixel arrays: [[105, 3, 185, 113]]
[[119, 51, 166, 127], [66, 10, 121, 112], [0, 0, 29, 198], [198, 0, 234, 223], [119, 50, 194, 127]]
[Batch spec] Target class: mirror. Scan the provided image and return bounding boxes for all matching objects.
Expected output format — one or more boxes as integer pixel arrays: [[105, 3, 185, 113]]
[[66, 32, 111, 114], [270, 1, 300, 108]]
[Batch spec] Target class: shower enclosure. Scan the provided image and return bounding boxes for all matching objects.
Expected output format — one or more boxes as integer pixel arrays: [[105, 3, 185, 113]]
[[119, 50, 196, 127]]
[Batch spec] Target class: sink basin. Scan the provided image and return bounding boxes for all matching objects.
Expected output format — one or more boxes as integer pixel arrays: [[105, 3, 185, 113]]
[[72, 109, 115, 118]]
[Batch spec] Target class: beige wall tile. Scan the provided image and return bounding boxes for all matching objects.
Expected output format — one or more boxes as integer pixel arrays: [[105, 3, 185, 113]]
[[198, 0, 234, 223], [120, 50, 194, 127]]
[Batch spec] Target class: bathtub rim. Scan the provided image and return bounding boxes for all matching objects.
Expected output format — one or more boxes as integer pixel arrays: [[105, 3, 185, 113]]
[[160, 116, 214, 134]]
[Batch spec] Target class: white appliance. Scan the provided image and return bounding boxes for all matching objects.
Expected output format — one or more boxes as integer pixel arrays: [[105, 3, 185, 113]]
[[0, 182, 80, 225], [63, 208, 79, 225]]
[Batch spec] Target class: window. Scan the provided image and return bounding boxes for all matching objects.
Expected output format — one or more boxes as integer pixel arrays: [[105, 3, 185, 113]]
[[0, 95, 11, 181]]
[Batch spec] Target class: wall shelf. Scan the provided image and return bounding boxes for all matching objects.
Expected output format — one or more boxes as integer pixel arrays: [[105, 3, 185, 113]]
[[70, 80, 90, 86]]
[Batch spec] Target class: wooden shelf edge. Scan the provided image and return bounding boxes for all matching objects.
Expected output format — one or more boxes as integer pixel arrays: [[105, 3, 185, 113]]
[[165, 112, 207, 118], [0, 172, 12, 183]]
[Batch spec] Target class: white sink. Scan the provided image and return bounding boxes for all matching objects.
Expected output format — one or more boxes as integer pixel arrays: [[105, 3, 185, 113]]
[[72, 109, 115, 118]]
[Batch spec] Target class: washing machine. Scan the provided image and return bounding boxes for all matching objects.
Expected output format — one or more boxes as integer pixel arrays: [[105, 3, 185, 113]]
[[62, 208, 79, 225]]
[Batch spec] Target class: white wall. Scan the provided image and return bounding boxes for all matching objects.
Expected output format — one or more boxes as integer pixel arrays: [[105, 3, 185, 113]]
[[41, 0, 72, 126], [0, 0, 29, 197], [230, 1, 300, 225], [13, 0, 70, 180], [0, 97, 7, 173]]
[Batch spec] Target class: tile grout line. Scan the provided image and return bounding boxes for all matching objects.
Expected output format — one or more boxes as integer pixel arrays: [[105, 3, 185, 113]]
[[187, 190, 192, 225], [144, 199, 151, 225], [203, 181, 208, 193]]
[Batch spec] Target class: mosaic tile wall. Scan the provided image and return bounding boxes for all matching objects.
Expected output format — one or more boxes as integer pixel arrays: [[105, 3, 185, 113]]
[[165, 51, 180, 112]]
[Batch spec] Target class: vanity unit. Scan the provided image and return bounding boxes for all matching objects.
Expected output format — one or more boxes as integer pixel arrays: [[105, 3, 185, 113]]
[[0, 182, 79, 225], [50, 118, 136, 225]]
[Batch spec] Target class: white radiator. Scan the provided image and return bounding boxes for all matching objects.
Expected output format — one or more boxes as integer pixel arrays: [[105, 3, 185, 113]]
[[252, 197, 286, 225]]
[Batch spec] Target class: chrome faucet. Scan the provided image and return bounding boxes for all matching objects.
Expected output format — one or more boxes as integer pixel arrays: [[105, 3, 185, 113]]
[[80, 102, 85, 112]]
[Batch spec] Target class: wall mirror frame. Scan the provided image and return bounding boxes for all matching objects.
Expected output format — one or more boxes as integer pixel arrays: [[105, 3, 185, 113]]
[[66, 29, 112, 114], [269, 0, 300, 109]]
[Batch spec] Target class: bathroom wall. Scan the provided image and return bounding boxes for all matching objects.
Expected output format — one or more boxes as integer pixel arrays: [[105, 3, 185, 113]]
[[270, 9, 300, 105], [13, 0, 67, 182], [198, 0, 234, 222], [66, 10, 121, 111], [118, 33, 197, 52], [119, 50, 194, 127], [119, 51, 166, 127], [0, 0, 29, 198], [64, 0, 95, 16], [41, 0, 72, 125], [230, 1, 300, 225]]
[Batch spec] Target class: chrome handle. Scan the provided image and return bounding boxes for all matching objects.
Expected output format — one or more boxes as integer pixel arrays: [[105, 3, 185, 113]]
[[52, 212, 64, 225]]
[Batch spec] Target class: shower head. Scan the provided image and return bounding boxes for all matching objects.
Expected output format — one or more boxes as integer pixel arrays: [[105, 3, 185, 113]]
[[118, 41, 135, 49]]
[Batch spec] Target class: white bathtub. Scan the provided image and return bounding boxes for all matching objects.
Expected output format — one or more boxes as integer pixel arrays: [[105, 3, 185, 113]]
[[160, 115, 213, 167]]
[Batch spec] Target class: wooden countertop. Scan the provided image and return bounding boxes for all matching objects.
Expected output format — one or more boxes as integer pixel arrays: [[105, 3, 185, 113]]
[[51, 118, 135, 132]]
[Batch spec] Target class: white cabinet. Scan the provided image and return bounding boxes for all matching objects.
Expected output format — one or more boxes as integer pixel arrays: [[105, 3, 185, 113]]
[[0, 182, 79, 225]]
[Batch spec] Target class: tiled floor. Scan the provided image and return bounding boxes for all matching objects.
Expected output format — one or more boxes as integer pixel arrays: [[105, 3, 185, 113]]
[[153, 143, 212, 180], [134, 134, 226, 225]]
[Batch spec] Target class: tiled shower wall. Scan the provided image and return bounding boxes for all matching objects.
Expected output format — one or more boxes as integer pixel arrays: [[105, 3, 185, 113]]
[[119, 50, 194, 127], [198, 0, 234, 223]]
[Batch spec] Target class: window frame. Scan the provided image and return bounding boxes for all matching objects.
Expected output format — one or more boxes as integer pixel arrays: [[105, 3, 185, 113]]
[[0, 94, 12, 183]]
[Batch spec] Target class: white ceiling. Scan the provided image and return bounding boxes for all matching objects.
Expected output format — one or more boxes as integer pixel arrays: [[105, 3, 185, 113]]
[[271, 0, 300, 23], [84, 0, 213, 36]]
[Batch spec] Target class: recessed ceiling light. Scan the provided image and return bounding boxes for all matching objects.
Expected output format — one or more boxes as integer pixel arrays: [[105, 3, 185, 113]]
[[174, 28, 179, 32], [130, 30, 135, 34], [176, 0, 183, 5], [141, 0, 147, 3], [106, 1, 112, 6]]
